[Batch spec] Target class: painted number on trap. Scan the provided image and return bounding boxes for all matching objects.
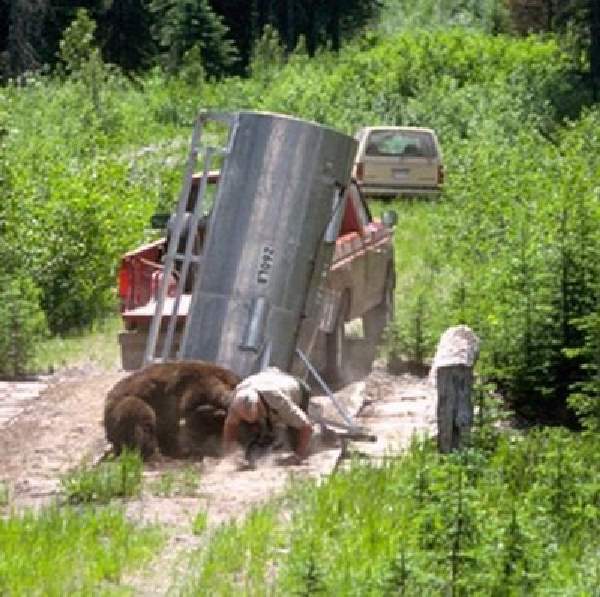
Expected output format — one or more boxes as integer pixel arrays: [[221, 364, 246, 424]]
[[257, 245, 275, 284]]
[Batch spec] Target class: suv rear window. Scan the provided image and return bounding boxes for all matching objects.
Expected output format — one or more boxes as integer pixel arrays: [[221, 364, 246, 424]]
[[365, 130, 436, 158]]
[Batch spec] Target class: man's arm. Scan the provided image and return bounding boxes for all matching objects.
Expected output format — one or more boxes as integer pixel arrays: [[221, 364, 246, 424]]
[[294, 423, 313, 461]]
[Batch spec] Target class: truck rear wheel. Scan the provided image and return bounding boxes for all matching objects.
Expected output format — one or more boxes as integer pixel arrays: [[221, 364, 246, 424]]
[[326, 293, 350, 384], [363, 272, 395, 347]]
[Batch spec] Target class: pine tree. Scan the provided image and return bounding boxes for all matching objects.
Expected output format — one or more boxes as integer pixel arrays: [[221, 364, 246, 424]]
[[152, 0, 238, 77], [6, 0, 48, 76], [507, 0, 600, 97], [98, 0, 157, 71]]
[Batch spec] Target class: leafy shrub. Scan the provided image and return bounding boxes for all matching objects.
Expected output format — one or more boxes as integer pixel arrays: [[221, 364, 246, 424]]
[[0, 98, 48, 377], [0, 274, 47, 377]]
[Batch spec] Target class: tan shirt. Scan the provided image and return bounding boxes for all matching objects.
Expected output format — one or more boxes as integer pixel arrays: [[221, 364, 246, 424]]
[[233, 367, 309, 429]]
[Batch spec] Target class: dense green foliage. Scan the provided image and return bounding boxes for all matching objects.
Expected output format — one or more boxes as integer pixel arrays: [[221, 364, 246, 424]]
[[0, 274, 47, 377], [2, 3, 598, 592], [2, 0, 382, 78], [2, 6, 598, 422], [181, 426, 600, 594], [151, 0, 238, 76], [0, 504, 162, 594], [206, 26, 598, 424], [380, 0, 511, 34], [1, 59, 188, 351]]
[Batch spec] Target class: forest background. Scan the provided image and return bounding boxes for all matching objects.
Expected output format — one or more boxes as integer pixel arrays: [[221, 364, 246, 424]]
[[1, 0, 599, 432], [2, 2, 600, 593]]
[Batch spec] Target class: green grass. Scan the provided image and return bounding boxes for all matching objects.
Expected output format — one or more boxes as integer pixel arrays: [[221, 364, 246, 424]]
[[181, 505, 284, 596], [0, 504, 163, 594], [178, 427, 600, 595], [0, 481, 9, 507], [148, 466, 201, 498], [35, 314, 122, 373], [61, 449, 144, 504], [192, 510, 208, 536], [370, 198, 454, 361]]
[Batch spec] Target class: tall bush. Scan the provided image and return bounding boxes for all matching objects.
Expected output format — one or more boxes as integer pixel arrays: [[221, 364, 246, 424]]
[[0, 274, 47, 377], [0, 97, 47, 376], [3, 22, 597, 426]]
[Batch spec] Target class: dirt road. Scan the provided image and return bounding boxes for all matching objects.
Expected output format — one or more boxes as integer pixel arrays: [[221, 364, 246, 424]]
[[0, 358, 437, 594]]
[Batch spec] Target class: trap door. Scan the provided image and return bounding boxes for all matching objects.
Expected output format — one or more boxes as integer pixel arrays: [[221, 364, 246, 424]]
[[143, 111, 239, 366]]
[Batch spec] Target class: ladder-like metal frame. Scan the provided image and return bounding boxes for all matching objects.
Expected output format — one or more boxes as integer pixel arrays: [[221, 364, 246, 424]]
[[143, 111, 239, 366]]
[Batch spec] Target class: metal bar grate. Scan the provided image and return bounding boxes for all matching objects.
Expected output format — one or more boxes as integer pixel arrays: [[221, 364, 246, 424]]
[[143, 111, 239, 366]]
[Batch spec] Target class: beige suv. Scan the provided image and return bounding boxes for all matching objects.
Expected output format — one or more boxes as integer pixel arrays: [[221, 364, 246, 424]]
[[353, 126, 444, 198]]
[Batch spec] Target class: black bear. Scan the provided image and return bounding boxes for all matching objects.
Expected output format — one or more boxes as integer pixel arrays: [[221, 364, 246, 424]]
[[104, 360, 240, 458]]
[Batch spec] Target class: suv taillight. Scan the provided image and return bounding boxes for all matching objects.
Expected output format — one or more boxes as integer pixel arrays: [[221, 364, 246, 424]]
[[437, 164, 444, 185], [355, 162, 364, 181]]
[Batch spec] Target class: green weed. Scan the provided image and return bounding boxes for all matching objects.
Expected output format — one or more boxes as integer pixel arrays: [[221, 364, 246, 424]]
[[61, 449, 143, 504], [0, 504, 163, 594], [0, 481, 9, 507], [177, 430, 600, 594], [148, 466, 201, 497], [150, 472, 175, 497], [181, 505, 283, 595], [192, 511, 208, 536]]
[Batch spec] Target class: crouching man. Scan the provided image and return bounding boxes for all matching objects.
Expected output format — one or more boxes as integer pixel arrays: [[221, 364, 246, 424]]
[[223, 367, 313, 466]]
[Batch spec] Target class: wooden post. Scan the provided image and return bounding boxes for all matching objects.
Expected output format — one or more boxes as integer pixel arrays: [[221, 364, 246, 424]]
[[430, 325, 480, 453]]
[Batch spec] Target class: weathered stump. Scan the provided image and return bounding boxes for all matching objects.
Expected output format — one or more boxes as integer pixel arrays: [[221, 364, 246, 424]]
[[430, 325, 480, 453]]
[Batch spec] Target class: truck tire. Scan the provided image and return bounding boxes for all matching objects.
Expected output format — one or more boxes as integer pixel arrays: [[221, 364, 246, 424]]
[[363, 271, 395, 347], [326, 293, 350, 383]]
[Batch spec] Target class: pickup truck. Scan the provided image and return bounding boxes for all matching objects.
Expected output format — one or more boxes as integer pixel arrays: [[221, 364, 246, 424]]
[[117, 173, 396, 380]]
